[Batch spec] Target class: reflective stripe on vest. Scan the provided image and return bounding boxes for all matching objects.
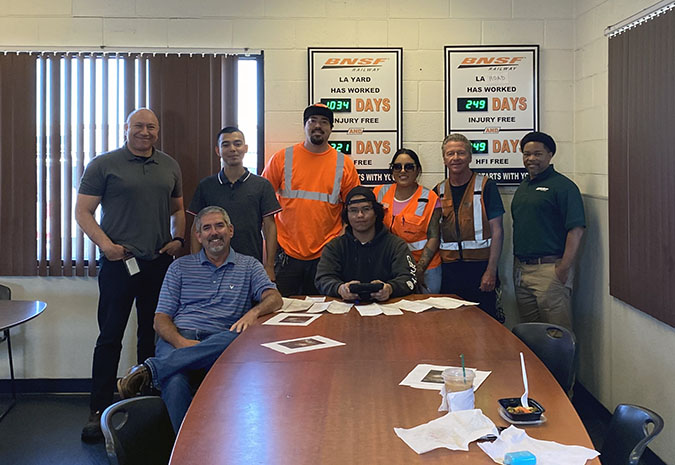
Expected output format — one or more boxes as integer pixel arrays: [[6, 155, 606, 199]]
[[439, 238, 492, 250], [438, 174, 489, 251], [416, 187, 430, 216], [472, 175, 485, 240], [279, 146, 345, 204], [407, 238, 428, 251], [376, 183, 392, 203]]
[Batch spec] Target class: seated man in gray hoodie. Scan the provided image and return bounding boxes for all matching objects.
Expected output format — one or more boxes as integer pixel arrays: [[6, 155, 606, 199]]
[[315, 186, 417, 301]]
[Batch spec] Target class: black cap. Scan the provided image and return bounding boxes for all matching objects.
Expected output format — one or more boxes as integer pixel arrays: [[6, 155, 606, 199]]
[[520, 131, 556, 155], [345, 186, 376, 206], [303, 104, 334, 127]]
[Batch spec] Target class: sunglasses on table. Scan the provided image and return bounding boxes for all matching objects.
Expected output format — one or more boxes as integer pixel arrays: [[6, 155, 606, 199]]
[[391, 163, 417, 172]]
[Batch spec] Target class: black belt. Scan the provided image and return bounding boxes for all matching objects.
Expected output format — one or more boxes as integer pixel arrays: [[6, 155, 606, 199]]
[[516, 255, 561, 265]]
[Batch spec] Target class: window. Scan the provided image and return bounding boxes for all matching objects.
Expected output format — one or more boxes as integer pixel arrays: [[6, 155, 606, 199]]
[[0, 50, 263, 276]]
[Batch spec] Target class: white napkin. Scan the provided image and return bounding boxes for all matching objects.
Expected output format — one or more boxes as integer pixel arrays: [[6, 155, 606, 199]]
[[394, 409, 498, 454], [478, 425, 600, 465], [438, 385, 475, 412]]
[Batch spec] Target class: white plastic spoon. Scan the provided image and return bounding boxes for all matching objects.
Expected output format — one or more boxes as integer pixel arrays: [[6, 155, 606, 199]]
[[519, 352, 529, 408]]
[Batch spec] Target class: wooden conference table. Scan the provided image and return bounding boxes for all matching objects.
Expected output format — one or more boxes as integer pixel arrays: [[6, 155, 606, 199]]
[[170, 297, 599, 465], [0, 300, 47, 420]]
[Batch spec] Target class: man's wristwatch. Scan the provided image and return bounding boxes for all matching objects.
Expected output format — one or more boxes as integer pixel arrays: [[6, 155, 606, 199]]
[[172, 237, 185, 247]]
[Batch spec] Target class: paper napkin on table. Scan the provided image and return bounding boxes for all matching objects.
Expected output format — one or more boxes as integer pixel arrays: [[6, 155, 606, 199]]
[[478, 425, 599, 465], [438, 384, 474, 412], [394, 409, 498, 454]]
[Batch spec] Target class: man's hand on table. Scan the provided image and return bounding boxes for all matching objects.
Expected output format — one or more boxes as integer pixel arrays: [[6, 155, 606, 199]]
[[230, 311, 260, 333]]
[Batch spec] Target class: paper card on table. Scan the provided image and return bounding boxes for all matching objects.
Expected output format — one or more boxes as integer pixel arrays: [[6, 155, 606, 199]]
[[355, 304, 383, 316], [278, 298, 314, 313], [263, 313, 321, 326], [261, 335, 345, 354], [399, 364, 491, 391], [397, 300, 433, 313], [305, 296, 326, 302], [306, 302, 331, 313], [380, 304, 404, 316], [418, 297, 479, 309], [326, 301, 352, 314]]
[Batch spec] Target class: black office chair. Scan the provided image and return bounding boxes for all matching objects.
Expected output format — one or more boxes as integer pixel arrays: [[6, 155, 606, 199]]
[[512, 322, 576, 393], [601, 404, 664, 465], [101, 396, 176, 465]]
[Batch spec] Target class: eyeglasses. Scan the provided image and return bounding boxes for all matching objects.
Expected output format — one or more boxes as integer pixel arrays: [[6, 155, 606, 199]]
[[391, 163, 416, 172], [347, 205, 374, 215]]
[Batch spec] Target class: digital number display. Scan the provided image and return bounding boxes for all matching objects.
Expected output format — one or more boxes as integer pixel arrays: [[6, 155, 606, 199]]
[[320, 98, 352, 112], [457, 97, 488, 112], [470, 139, 489, 154], [330, 141, 352, 155]]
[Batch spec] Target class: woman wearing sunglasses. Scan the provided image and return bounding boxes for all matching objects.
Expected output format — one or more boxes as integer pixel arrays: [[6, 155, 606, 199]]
[[373, 148, 442, 293]]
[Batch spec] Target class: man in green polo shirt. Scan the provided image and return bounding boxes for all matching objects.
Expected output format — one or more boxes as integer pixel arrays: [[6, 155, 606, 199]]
[[511, 131, 585, 330]]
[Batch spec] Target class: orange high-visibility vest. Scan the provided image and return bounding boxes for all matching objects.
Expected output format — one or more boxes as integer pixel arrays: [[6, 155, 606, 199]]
[[373, 183, 441, 269], [436, 173, 491, 262]]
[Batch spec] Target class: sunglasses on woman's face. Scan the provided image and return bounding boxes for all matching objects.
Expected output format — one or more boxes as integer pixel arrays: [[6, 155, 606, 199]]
[[391, 163, 416, 172]]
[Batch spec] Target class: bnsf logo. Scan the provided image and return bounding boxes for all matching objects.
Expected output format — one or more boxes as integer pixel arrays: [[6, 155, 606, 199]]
[[322, 57, 388, 68], [458, 56, 525, 68]]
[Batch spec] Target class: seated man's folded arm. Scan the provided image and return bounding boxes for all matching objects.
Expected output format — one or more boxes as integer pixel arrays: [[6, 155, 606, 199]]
[[230, 288, 283, 333]]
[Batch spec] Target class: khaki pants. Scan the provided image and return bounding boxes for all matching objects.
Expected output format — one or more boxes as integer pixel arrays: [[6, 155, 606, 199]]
[[513, 259, 573, 330]]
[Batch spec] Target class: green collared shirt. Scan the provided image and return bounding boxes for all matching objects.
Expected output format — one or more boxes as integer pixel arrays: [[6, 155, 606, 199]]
[[511, 165, 586, 259]]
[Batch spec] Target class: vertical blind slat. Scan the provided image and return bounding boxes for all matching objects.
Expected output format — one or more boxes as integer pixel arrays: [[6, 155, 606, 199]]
[[87, 56, 97, 277], [38, 57, 48, 276], [75, 55, 85, 276], [48, 54, 62, 276], [63, 55, 73, 276]]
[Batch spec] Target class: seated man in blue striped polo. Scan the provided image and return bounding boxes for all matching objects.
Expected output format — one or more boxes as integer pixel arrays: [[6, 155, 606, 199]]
[[116, 206, 282, 432]]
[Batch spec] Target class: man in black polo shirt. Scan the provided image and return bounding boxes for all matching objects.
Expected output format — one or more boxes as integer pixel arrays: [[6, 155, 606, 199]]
[[188, 127, 281, 280], [76, 108, 185, 442], [511, 131, 586, 330]]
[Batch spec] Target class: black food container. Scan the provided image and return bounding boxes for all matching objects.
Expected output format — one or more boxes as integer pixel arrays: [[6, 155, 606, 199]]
[[498, 398, 545, 422]]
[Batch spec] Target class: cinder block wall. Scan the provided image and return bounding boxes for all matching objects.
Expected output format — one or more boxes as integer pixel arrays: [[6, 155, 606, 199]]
[[1, 1, 673, 461]]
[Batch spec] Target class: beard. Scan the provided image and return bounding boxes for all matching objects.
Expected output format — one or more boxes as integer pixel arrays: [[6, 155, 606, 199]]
[[309, 131, 326, 145], [205, 235, 226, 254]]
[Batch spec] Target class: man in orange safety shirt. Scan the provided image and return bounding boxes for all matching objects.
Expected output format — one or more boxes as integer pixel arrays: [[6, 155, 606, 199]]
[[262, 104, 360, 296]]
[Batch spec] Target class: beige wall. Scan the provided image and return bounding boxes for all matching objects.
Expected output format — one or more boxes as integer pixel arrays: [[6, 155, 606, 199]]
[[574, 0, 675, 461], [0, 0, 672, 462]]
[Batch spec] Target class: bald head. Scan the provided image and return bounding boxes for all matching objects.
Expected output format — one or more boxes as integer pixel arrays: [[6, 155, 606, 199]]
[[124, 108, 159, 157]]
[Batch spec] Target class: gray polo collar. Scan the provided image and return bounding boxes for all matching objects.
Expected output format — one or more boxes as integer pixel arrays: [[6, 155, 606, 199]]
[[123, 145, 158, 164]]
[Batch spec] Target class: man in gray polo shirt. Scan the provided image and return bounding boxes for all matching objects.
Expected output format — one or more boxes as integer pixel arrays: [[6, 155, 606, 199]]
[[75, 108, 185, 442], [188, 126, 280, 280]]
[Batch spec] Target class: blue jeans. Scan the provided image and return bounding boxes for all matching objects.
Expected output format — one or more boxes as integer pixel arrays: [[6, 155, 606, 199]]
[[145, 328, 239, 432], [423, 266, 442, 294]]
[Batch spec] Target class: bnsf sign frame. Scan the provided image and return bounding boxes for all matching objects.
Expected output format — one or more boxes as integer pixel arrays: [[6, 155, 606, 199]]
[[309, 47, 403, 186], [445, 45, 539, 186]]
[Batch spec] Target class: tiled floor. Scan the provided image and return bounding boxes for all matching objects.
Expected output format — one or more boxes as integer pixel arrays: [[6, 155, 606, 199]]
[[0, 384, 666, 465]]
